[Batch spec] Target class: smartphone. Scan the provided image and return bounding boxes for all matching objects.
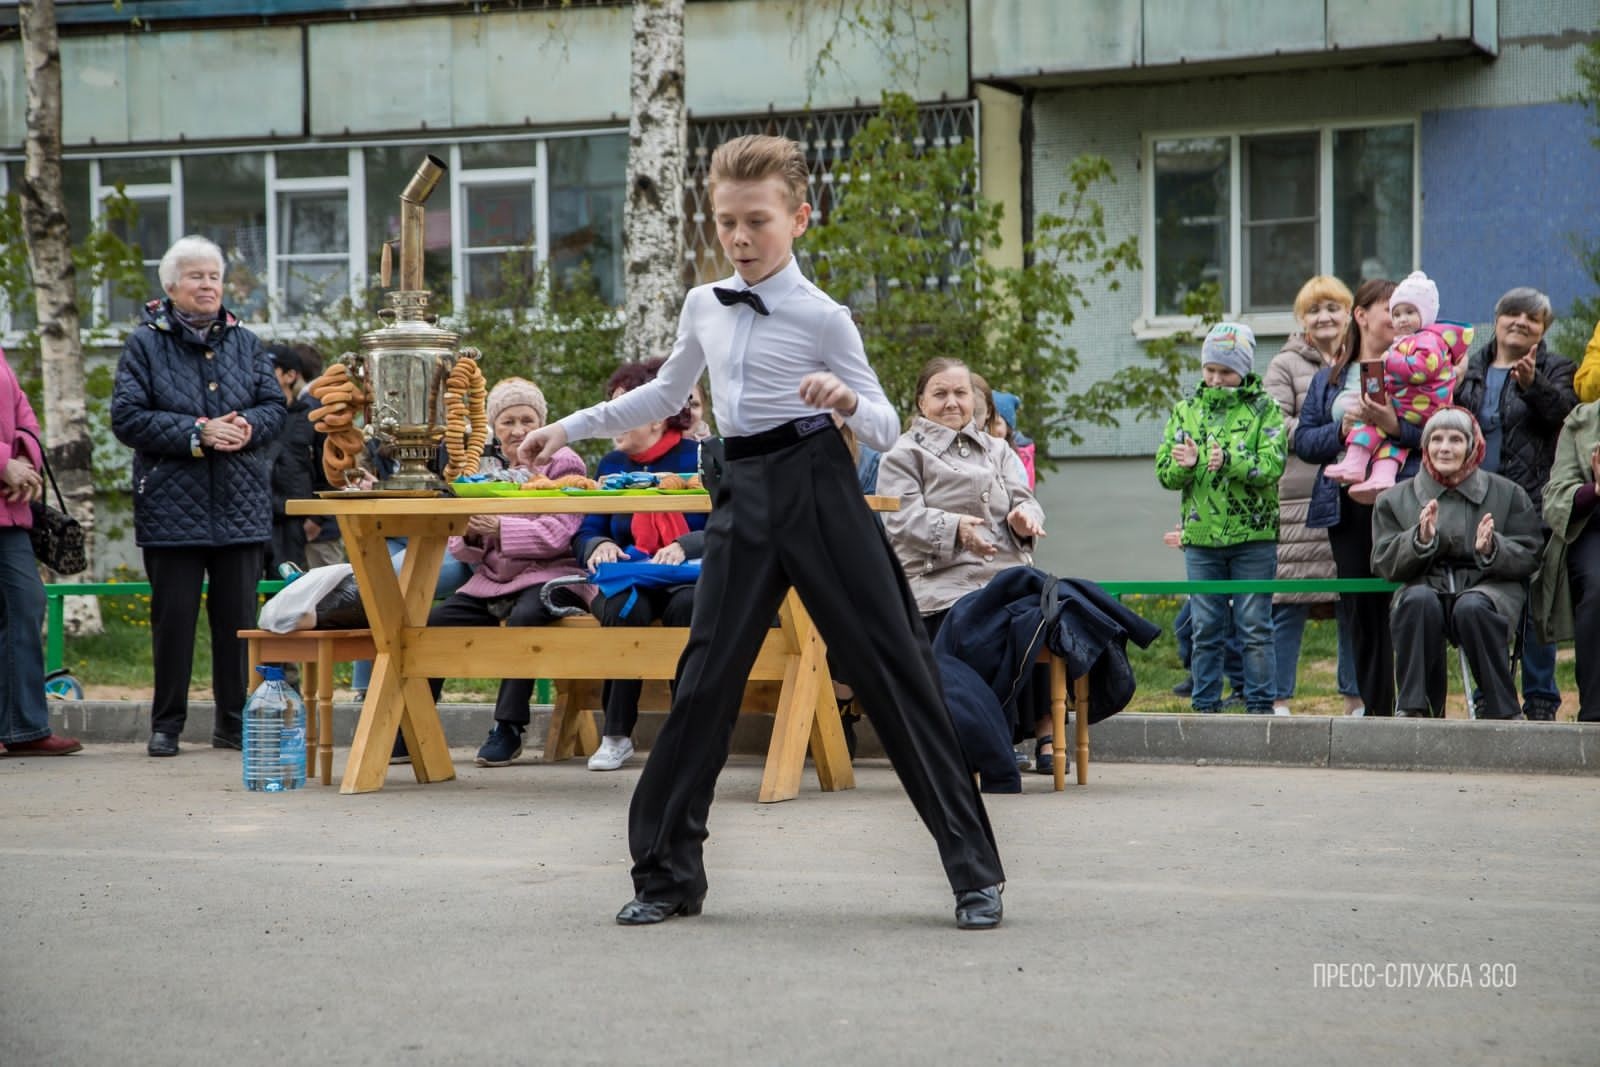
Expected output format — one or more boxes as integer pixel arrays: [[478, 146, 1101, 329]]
[[1360, 360, 1383, 399]]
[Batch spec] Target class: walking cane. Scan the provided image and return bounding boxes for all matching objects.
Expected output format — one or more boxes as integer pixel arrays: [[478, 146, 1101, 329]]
[[1447, 566, 1477, 719]]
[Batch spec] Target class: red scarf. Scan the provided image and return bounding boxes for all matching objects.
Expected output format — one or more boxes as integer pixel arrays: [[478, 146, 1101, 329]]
[[628, 430, 691, 554]]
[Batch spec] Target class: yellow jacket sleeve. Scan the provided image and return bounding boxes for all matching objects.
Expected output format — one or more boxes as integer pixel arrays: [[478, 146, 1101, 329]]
[[1575, 320, 1600, 403]]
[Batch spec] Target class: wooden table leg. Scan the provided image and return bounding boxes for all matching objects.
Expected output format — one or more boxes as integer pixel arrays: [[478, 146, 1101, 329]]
[[760, 593, 853, 803], [1050, 656, 1068, 793], [339, 515, 457, 793], [544, 680, 599, 762]]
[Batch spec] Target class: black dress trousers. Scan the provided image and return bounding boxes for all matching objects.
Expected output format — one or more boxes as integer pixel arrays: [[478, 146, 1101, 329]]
[[627, 427, 1005, 902]]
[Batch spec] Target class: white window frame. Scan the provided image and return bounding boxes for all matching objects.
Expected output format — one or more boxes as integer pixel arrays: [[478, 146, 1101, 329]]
[[1137, 117, 1421, 340], [91, 155, 182, 325], [449, 142, 549, 312], [266, 147, 365, 321]]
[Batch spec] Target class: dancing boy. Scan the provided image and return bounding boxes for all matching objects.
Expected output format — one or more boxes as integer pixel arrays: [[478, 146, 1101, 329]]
[[520, 135, 1006, 929]]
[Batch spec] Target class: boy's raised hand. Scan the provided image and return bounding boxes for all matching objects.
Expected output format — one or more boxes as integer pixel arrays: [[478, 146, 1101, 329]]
[[1206, 443, 1224, 472], [1172, 439, 1199, 468], [797, 372, 858, 416], [518, 423, 568, 468]]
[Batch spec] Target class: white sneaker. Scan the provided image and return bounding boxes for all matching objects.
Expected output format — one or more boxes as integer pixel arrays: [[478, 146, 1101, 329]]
[[588, 735, 635, 771], [1272, 704, 1292, 716]]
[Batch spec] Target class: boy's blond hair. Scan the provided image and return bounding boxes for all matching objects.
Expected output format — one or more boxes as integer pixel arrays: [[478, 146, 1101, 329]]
[[708, 135, 809, 210]]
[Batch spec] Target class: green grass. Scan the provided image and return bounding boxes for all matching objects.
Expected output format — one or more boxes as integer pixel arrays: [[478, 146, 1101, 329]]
[[61, 593, 1579, 716]]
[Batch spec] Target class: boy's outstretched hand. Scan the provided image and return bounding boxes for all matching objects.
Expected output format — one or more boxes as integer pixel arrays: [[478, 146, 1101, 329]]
[[798, 372, 858, 416], [518, 423, 568, 467]]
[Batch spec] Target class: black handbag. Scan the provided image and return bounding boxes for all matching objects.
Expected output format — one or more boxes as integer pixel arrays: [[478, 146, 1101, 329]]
[[17, 428, 87, 575]]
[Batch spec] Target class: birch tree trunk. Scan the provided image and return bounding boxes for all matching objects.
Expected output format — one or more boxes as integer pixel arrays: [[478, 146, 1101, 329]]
[[19, 0, 102, 635], [621, 0, 687, 363]]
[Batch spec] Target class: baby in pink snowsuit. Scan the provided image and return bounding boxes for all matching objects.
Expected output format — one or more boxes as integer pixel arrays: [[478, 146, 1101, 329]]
[[1325, 271, 1473, 504]]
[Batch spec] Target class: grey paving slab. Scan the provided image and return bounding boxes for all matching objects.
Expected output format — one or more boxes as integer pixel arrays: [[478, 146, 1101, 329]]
[[1, 747, 1596, 1066]]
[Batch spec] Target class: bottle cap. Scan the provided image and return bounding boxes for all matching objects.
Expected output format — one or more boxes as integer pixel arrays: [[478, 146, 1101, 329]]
[[256, 665, 285, 681]]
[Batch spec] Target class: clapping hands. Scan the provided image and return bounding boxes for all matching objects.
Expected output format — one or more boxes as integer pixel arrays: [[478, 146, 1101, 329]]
[[1475, 513, 1496, 556], [1417, 498, 1439, 545], [1007, 506, 1046, 540], [957, 515, 997, 559]]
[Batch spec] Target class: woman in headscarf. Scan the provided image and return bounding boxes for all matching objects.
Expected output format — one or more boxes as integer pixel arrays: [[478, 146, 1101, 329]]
[[1370, 408, 1543, 719]]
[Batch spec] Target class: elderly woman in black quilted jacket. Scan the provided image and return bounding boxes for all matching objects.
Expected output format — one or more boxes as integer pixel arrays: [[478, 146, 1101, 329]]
[[1453, 287, 1578, 720], [111, 235, 284, 757]]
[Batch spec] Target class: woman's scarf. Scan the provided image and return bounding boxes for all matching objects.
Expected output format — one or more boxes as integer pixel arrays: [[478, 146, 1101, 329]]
[[168, 301, 219, 346], [1420, 408, 1487, 489], [628, 429, 691, 554]]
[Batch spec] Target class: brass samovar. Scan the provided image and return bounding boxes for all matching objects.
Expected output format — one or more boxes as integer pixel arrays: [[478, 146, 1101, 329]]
[[347, 156, 465, 492]]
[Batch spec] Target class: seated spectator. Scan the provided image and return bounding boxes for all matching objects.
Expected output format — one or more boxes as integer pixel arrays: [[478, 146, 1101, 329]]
[[990, 391, 1036, 489], [1534, 400, 1600, 721], [1371, 408, 1542, 719], [575, 360, 705, 772], [427, 378, 593, 766], [878, 357, 1053, 772]]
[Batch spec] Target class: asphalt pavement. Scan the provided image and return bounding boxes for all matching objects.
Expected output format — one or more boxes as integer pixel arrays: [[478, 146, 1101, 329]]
[[2, 746, 1595, 1066]]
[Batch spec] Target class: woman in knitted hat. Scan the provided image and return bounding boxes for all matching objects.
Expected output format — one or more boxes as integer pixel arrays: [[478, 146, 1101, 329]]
[[427, 376, 594, 767], [1325, 270, 1473, 503], [573, 359, 706, 772], [1371, 407, 1543, 718]]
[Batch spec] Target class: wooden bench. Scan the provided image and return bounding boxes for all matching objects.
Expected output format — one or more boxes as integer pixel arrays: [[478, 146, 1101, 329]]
[[240, 617, 1091, 792]]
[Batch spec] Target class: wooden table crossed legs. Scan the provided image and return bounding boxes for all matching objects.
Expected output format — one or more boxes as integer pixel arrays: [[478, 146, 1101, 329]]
[[286, 495, 859, 799]]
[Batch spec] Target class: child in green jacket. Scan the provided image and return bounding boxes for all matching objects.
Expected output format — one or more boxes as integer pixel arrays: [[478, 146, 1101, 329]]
[[1156, 322, 1287, 714]]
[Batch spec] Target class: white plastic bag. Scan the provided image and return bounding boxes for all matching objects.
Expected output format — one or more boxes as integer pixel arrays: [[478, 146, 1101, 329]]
[[257, 564, 355, 633]]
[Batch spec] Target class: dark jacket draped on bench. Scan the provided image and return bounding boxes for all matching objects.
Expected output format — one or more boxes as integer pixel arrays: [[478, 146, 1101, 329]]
[[932, 566, 1160, 793]]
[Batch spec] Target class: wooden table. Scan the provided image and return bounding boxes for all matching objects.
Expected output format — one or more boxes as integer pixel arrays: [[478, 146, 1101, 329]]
[[286, 493, 884, 799]]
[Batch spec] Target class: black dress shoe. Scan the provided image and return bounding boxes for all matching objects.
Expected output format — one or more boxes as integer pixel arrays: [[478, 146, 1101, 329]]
[[211, 734, 242, 751], [615, 895, 705, 926], [955, 885, 1003, 930], [147, 732, 180, 757]]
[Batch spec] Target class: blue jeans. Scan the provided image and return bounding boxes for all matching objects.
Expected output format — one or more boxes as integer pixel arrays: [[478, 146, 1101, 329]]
[[1271, 602, 1360, 701], [1518, 613, 1560, 709], [1185, 541, 1277, 713], [0, 528, 50, 744], [1175, 598, 1244, 692], [351, 537, 474, 692]]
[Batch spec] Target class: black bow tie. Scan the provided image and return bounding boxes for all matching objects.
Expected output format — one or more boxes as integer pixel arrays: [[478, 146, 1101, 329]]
[[713, 287, 769, 316]]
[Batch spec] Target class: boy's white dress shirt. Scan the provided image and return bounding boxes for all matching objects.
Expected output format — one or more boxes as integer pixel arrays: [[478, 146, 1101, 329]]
[[557, 257, 901, 452]]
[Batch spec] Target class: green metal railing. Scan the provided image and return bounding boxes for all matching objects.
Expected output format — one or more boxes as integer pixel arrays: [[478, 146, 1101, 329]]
[[43, 580, 288, 674], [42, 577, 1402, 676]]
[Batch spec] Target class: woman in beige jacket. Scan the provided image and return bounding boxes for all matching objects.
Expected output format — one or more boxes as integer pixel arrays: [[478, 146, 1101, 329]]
[[1263, 276, 1364, 715], [879, 358, 1051, 768]]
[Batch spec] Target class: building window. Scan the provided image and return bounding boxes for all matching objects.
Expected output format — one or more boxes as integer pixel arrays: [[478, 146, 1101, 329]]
[[1147, 121, 1416, 322], [269, 149, 362, 319], [95, 157, 179, 324], [452, 146, 541, 307]]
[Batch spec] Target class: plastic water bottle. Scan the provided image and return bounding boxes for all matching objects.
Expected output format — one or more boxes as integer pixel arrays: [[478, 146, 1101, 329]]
[[243, 665, 307, 792]]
